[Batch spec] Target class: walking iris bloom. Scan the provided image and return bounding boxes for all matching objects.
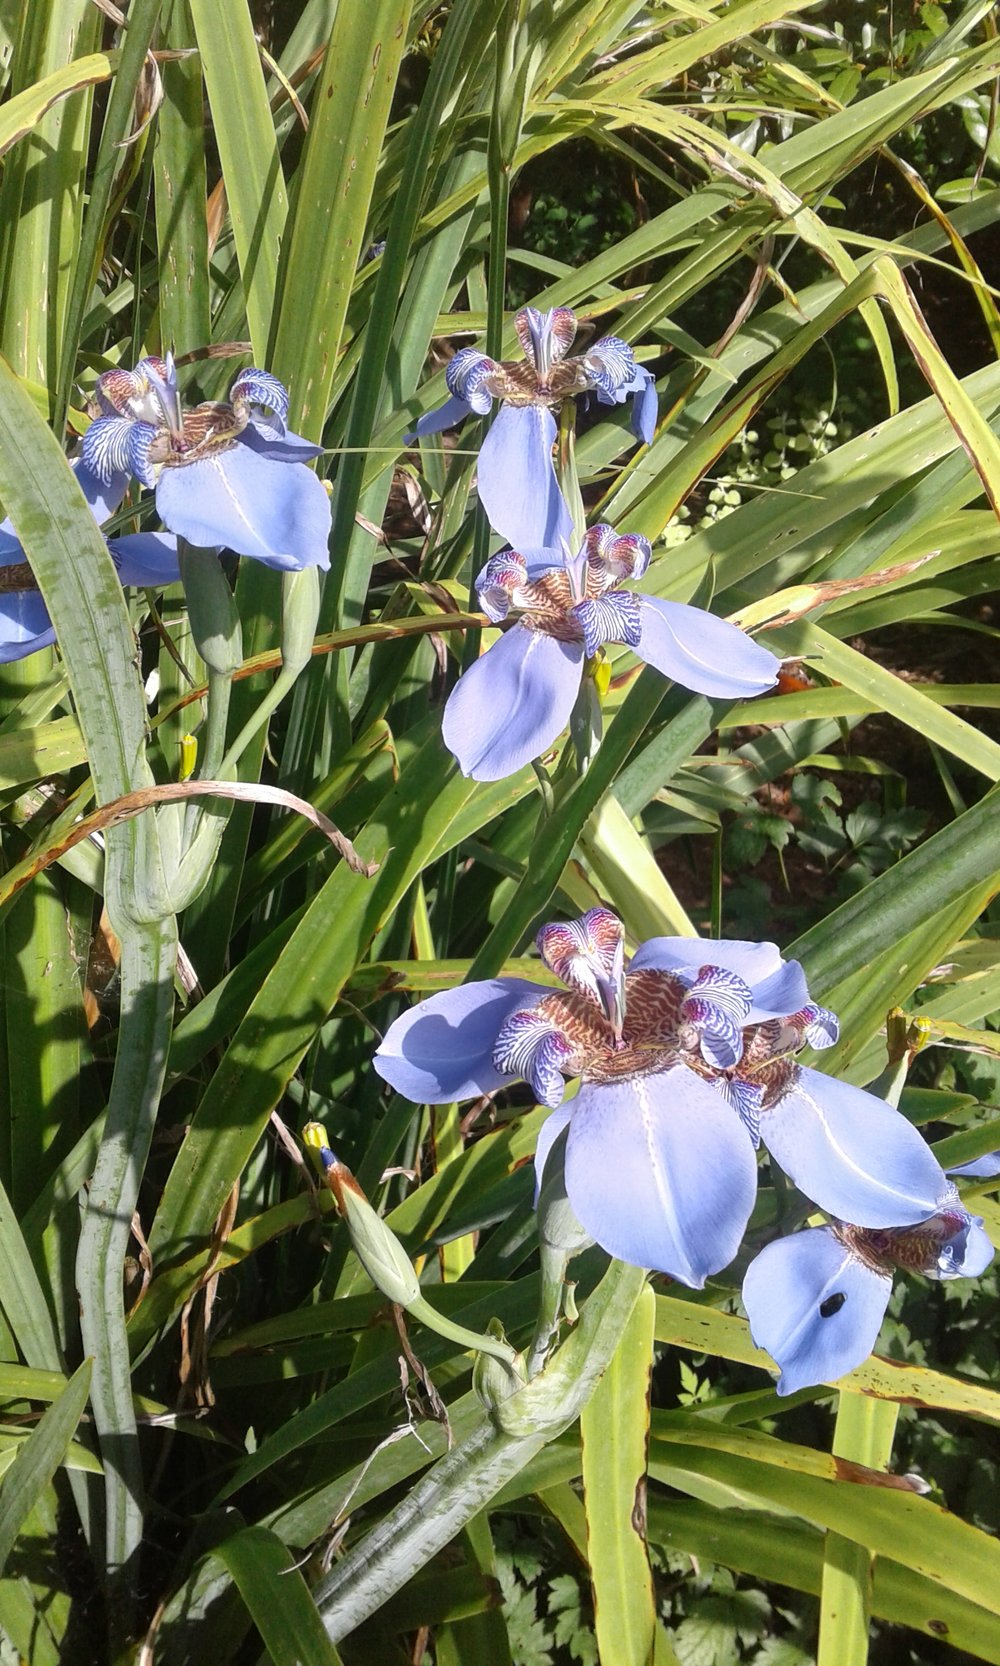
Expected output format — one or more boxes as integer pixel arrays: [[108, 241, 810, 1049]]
[[81, 356, 331, 571], [373, 910, 952, 1287], [442, 524, 779, 780], [743, 1194, 994, 1394], [0, 460, 179, 663], [408, 307, 657, 549]]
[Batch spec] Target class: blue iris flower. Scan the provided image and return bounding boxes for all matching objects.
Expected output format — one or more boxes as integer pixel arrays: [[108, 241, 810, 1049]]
[[407, 306, 657, 550], [373, 910, 952, 1288], [441, 523, 780, 780], [743, 1186, 995, 1394], [81, 357, 331, 572], [0, 458, 179, 663]]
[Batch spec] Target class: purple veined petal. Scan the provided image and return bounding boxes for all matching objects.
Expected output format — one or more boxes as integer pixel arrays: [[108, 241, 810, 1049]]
[[476, 405, 575, 552], [442, 623, 584, 782], [446, 348, 499, 414], [71, 456, 130, 523], [761, 1065, 951, 1227], [630, 370, 658, 445], [405, 393, 474, 443], [493, 1006, 573, 1107], [948, 1149, 1000, 1178], [475, 549, 529, 623], [239, 420, 323, 462], [109, 532, 181, 587], [582, 335, 638, 399], [743, 1227, 892, 1395], [155, 446, 331, 571], [534, 1101, 575, 1195], [570, 591, 641, 659], [629, 937, 809, 1023], [81, 415, 140, 487], [373, 977, 545, 1103], [563, 1064, 757, 1286], [636, 596, 780, 700]]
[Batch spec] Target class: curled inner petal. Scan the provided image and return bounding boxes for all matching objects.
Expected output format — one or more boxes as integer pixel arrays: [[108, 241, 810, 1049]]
[[446, 348, 501, 414], [493, 1007, 575, 1107], [475, 550, 529, 623], [580, 335, 639, 400], [584, 525, 651, 588], [230, 368, 289, 426], [679, 965, 753, 1070]]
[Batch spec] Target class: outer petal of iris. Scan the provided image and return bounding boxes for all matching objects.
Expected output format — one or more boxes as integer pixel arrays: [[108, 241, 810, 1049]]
[[109, 533, 182, 587], [761, 1065, 951, 1227], [155, 446, 331, 571], [636, 596, 779, 700], [743, 1228, 891, 1395], [562, 1065, 757, 1285], [476, 405, 575, 552], [629, 936, 810, 1021], [405, 393, 474, 443], [373, 978, 546, 1102], [442, 623, 584, 781]]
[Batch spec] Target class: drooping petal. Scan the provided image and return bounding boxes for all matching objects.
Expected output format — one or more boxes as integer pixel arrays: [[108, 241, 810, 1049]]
[[109, 532, 181, 587], [562, 1065, 757, 1285], [476, 405, 575, 552], [72, 456, 131, 523], [680, 966, 753, 1070], [0, 600, 55, 662], [938, 1213, 994, 1277], [230, 368, 289, 426], [239, 420, 324, 462], [155, 445, 331, 570], [761, 1066, 951, 1227], [442, 623, 583, 781], [373, 978, 545, 1103], [743, 1228, 892, 1395], [629, 937, 810, 1023], [406, 393, 474, 442], [630, 370, 658, 445], [636, 596, 779, 700], [948, 1150, 1000, 1178], [534, 1102, 575, 1193]]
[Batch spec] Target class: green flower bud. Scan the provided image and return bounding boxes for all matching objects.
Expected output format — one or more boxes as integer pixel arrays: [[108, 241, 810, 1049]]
[[303, 1121, 420, 1308]]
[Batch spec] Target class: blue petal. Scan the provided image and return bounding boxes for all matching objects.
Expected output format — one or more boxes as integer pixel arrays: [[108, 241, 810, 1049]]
[[563, 1065, 757, 1285], [405, 393, 473, 442], [476, 405, 575, 552], [109, 533, 181, 587], [72, 456, 130, 523], [0, 591, 55, 663], [239, 420, 324, 462], [155, 446, 331, 571], [534, 1102, 575, 1195], [948, 1150, 1000, 1178], [629, 937, 810, 1023], [636, 597, 779, 699], [630, 371, 658, 445], [743, 1228, 891, 1394], [373, 978, 545, 1102], [442, 624, 583, 781], [761, 1066, 951, 1227], [943, 1214, 994, 1277]]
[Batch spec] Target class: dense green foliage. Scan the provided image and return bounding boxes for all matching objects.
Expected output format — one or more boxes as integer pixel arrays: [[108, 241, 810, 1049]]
[[0, 1, 999, 1662]]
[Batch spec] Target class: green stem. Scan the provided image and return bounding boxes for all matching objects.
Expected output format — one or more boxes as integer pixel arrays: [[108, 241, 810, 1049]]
[[526, 1242, 570, 1379], [316, 1257, 645, 1643], [407, 1295, 519, 1369], [75, 916, 178, 1636]]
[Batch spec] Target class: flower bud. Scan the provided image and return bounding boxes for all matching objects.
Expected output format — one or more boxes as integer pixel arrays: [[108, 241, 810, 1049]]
[[302, 1121, 420, 1308]]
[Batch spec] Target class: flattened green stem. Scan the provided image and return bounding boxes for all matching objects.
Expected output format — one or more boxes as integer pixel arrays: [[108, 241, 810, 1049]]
[[818, 1392, 900, 1666], [75, 915, 177, 1629], [316, 1257, 646, 1643], [220, 567, 320, 773]]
